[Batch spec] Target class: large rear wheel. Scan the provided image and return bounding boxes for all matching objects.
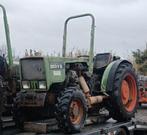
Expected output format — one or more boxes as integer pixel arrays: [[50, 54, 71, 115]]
[[108, 62, 138, 121], [55, 87, 87, 133]]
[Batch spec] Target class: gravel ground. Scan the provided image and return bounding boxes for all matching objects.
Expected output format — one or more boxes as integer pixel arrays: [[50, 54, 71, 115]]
[[1, 105, 147, 135], [135, 104, 147, 124]]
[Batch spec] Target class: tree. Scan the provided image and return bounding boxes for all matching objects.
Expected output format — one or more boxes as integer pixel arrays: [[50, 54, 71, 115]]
[[0, 44, 19, 62], [132, 45, 147, 75]]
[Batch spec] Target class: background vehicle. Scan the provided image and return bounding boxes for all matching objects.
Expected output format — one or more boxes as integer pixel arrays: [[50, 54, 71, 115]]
[[138, 75, 147, 106], [0, 4, 20, 131], [14, 14, 138, 133]]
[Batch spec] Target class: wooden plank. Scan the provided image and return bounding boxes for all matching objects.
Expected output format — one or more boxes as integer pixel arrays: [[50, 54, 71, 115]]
[[24, 119, 57, 133], [24, 122, 48, 134]]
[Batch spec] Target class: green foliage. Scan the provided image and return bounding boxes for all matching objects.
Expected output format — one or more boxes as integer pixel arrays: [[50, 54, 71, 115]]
[[132, 47, 147, 75]]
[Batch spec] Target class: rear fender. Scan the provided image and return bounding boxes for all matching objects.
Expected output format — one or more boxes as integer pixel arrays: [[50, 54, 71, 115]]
[[101, 60, 132, 93]]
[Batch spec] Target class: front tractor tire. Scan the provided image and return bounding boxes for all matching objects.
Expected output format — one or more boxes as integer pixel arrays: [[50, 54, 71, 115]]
[[108, 62, 138, 121], [55, 87, 87, 133]]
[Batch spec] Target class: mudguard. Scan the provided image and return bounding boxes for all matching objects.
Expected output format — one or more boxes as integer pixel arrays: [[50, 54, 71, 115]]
[[101, 60, 132, 93]]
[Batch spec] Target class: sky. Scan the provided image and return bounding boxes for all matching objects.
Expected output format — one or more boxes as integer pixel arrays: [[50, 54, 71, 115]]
[[0, 0, 147, 58]]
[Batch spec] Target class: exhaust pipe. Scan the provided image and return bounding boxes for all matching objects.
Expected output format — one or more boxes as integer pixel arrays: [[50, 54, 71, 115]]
[[79, 76, 107, 106]]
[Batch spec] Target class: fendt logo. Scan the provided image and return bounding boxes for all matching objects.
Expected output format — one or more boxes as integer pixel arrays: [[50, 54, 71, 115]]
[[50, 62, 64, 69], [30, 81, 38, 89]]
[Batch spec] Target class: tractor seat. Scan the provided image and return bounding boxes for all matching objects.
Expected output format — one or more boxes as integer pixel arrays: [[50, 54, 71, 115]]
[[93, 53, 112, 74]]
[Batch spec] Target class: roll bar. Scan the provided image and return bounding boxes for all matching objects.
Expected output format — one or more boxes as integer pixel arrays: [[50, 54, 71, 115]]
[[62, 13, 95, 72]]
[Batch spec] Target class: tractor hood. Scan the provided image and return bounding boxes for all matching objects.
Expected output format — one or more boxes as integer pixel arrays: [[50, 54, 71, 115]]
[[20, 56, 88, 90]]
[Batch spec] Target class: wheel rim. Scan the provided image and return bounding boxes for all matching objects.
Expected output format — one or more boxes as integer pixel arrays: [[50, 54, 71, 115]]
[[69, 100, 83, 125], [121, 74, 137, 112], [121, 80, 130, 105]]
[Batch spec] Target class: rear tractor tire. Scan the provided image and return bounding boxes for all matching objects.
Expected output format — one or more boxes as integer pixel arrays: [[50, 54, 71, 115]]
[[108, 62, 138, 121], [55, 87, 87, 133]]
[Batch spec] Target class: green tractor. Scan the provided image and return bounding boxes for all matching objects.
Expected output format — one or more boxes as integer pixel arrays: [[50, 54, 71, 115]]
[[0, 4, 20, 131], [14, 14, 138, 133]]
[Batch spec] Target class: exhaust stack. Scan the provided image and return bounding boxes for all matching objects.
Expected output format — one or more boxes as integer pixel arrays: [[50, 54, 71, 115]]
[[79, 76, 107, 107]]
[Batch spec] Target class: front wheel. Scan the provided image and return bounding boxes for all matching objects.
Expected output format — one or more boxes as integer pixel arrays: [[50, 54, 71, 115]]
[[55, 87, 87, 133]]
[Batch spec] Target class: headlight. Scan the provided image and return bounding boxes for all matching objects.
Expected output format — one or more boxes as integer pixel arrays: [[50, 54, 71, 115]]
[[22, 81, 30, 89], [39, 81, 46, 89]]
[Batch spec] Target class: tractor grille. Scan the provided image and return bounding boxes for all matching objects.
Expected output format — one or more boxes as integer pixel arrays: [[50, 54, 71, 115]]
[[30, 81, 39, 89], [21, 58, 45, 80]]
